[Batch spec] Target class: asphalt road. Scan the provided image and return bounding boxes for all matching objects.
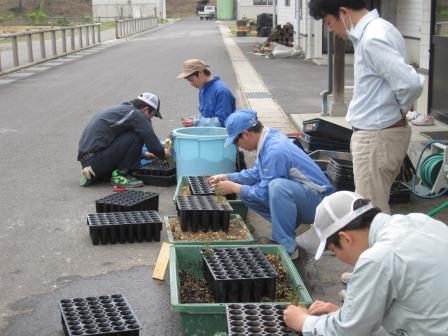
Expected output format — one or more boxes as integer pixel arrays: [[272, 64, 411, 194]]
[[0, 17, 238, 336]]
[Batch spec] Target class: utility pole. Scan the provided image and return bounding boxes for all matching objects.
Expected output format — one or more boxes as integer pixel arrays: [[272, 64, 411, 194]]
[[330, 35, 347, 116]]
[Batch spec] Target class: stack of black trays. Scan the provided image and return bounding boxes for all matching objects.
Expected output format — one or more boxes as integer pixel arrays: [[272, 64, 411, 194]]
[[326, 157, 355, 191], [133, 160, 176, 186], [299, 118, 352, 153]]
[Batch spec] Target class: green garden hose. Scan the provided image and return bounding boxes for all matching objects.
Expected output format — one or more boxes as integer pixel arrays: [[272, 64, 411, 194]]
[[420, 154, 444, 187], [427, 200, 448, 218]]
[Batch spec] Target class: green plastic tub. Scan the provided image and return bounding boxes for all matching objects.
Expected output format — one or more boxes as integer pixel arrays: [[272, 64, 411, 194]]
[[170, 244, 312, 336], [164, 214, 255, 245], [173, 176, 249, 221]]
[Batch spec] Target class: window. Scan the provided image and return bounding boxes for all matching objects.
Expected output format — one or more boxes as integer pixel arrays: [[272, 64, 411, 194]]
[[436, 0, 448, 37], [253, 0, 273, 5], [285, 0, 290, 6]]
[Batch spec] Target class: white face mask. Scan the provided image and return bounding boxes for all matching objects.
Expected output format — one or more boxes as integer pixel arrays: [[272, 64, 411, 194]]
[[340, 13, 355, 39]]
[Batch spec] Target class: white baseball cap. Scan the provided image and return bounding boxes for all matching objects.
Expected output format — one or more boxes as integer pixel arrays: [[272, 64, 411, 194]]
[[137, 92, 162, 119], [314, 191, 374, 260]]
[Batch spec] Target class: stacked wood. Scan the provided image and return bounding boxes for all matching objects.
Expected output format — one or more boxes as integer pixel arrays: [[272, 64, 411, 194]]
[[268, 22, 294, 47]]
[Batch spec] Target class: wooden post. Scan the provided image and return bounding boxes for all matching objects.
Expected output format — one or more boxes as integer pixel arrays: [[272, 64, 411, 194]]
[[330, 35, 348, 116]]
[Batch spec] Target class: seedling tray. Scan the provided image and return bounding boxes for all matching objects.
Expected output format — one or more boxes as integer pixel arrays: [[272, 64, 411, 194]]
[[187, 176, 237, 200], [59, 294, 140, 336], [302, 118, 352, 143], [174, 176, 248, 220], [202, 247, 277, 303], [226, 303, 300, 335], [96, 190, 159, 212], [188, 176, 214, 195], [87, 211, 162, 245], [165, 214, 255, 245], [176, 195, 233, 233], [299, 134, 350, 153], [138, 159, 176, 176], [170, 244, 312, 336], [308, 150, 352, 171], [132, 172, 176, 187]]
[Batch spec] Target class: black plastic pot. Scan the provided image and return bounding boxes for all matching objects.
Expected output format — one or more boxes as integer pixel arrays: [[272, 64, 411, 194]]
[[201, 247, 277, 303]]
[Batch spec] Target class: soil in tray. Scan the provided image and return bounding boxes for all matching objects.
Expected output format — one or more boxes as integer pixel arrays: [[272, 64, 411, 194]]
[[179, 254, 297, 304], [167, 216, 248, 241]]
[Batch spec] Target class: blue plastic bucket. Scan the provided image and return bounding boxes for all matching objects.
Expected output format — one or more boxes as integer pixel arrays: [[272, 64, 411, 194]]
[[172, 127, 236, 180]]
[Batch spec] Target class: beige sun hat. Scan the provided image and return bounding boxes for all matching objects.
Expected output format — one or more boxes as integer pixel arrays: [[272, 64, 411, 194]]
[[177, 59, 209, 78]]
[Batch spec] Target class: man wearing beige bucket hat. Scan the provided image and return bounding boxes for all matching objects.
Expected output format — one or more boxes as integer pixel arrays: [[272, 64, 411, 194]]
[[177, 58, 235, 127], [283, 191, 448, 335]]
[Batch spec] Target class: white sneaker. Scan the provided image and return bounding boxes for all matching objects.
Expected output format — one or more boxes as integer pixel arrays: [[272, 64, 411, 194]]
[[411, 115, 435, 126], [80, 166, 96, 187], [406, 110, 421, 121]]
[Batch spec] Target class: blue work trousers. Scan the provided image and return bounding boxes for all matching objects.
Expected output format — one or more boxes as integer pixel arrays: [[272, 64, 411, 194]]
[[242, 178, 324, 254]]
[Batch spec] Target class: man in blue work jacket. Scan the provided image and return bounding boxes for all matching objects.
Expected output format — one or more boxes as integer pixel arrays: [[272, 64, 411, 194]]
[[177, 59, 235, 127], [209, 109, 333, 258]]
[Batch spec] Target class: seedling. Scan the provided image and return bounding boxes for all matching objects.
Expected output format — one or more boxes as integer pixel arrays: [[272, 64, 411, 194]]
[[203, 242, 213, 257], [214, 183, 226, 205]]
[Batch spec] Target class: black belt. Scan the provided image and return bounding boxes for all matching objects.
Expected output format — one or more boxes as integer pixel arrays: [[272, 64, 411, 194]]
[[352, 118, 407, 132]]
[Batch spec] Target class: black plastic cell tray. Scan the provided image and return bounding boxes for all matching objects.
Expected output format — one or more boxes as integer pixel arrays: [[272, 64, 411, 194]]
[[96, 191, 159, 213], [59, 294, 141, 336], [329, 157, 353, 170], [299, 134, 350, 153], [202, 247, 277, 303], [188, 176, 214, 195], [138, 160, 176, 176], [87, 211, 163, 245], [301, 132, 350, 147], [187, 176, 237, 200], [326, 164, 354, 180], [302, 118, 353, 143], [176, 195, 233, 233], [226, 303, 301, 335], [132, 172, 176, 187]]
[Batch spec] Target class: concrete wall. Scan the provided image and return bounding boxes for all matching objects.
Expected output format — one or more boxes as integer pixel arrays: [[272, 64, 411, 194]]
[[92, 0, 160, 19], [237, 0, 272, 20]]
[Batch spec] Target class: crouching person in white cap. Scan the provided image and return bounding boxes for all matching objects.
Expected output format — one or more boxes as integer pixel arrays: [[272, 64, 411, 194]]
[[77, 92, 170, 187], [209, 109, 333, 259], [284, 191, 448, 335]]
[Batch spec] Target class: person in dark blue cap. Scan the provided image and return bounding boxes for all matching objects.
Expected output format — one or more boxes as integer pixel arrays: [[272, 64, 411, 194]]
[[209, 109, 334, 259]]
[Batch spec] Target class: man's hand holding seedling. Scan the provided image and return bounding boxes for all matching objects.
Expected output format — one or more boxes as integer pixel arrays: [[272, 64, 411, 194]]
[[208, 174, 228, 187]]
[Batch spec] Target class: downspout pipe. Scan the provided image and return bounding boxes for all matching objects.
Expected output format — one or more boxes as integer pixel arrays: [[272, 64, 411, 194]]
[[295, 0, 301, 51], [321, 32, 333, 116]]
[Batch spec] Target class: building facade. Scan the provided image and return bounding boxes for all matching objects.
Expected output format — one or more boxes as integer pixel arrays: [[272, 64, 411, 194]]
[[273, 0, 446, 121]]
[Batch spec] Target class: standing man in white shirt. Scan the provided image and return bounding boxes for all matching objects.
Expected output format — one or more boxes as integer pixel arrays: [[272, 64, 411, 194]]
[[284, 191, 448, 335], [309, 0, 424, 213]]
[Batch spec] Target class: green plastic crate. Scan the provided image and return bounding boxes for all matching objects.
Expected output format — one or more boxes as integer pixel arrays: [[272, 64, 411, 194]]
[[165, 214, 255, 245], [170, 244, 313, 336], [173, 176, 249, 221]]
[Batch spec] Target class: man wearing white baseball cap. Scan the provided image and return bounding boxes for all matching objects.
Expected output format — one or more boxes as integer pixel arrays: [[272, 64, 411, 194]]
[[78, 92, 170, 187], [284, 191, 448, 335]]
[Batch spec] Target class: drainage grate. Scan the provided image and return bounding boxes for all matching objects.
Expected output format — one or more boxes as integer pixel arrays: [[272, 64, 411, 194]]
[[245, 91, 272, 99]]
